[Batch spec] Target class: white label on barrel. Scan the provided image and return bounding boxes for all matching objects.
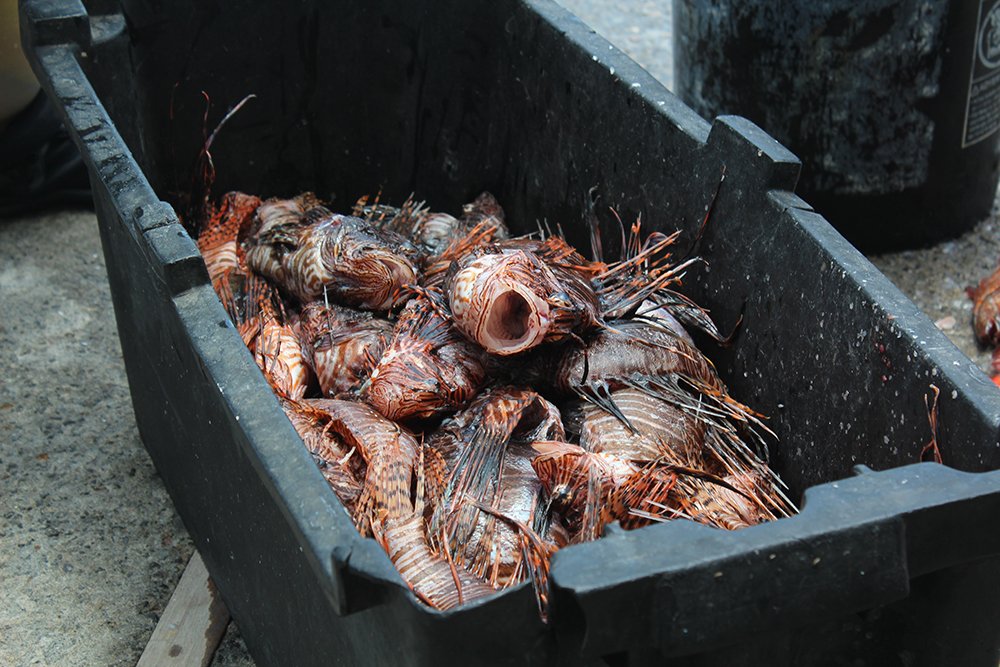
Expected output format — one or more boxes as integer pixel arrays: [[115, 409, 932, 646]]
[[964, 0, 1000, 146]]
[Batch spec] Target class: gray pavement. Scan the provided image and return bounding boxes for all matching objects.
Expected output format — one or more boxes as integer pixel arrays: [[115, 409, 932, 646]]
[[1, 210, 212, 666], [1, 1, 997, 666]]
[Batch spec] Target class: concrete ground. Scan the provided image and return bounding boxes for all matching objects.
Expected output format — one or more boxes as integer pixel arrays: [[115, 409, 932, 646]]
[[1, 1, 997, 665]]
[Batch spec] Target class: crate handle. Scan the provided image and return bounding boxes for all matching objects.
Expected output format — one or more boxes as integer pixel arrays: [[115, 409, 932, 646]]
[[20, 0, 91, 49], [551, 462, 1000, 658]]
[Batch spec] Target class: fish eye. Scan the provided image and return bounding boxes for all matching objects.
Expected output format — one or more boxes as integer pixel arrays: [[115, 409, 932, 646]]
[[552, 483, 572, 505], [548, 291, 573, 308]]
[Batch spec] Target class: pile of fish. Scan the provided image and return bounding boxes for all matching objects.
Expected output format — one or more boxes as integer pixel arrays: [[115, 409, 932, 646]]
[[192, 189, 796, 617]]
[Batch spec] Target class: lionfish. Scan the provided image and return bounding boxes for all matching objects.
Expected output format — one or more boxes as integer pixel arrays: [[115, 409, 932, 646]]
[[246, 196, 421, 310]]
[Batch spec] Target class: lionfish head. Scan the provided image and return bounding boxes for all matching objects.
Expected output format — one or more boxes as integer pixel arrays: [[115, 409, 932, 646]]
[[364, 364, 445, 422], [448, 251, 555, 356], [321, 217, 420, 310]]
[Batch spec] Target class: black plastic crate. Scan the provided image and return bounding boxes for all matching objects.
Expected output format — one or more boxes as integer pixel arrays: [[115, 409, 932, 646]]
[[21, 0, 1000, 664]]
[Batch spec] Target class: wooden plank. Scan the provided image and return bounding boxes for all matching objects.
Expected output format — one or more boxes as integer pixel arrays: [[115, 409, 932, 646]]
[[136, 551, 231, 667]]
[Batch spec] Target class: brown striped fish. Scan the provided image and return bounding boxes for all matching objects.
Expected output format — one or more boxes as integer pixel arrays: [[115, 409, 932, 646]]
[[297, 301, 392, 397], [428, 387, 567, 587], [280, 398, 364, 513], [446, 243, 601, 356], [247, 199, 420, 310], [363, 295, 488, 422]]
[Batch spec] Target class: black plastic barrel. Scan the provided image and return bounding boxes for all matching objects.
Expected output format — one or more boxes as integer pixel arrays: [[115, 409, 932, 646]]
[[673, 0, 1000, 252]]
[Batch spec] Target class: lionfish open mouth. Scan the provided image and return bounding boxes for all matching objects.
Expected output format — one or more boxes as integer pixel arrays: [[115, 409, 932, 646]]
[[479, 284, 551, 354], [448, 251, 553, 356]]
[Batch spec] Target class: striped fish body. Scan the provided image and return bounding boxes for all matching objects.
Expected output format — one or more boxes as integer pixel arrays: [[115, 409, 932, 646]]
[[680, 471, 774, 530], [281, 399, 364, 513], [242, 289, 313, 400], [249, 318, 312, 400], [282, 213, 419, 309], [364, 297, 487, 422], [575, 388, 790, 532], [544, 321, 723, 395], [377, 514, 495, 610], [297, 302, 391, 396], [305, 399, 419, 531], [246, 198, 420, 310], [457, 441, 561, 587], [530, 441, 639, 541], [429, 388, 566, 588], [196, 191, 262, 284], [580, 387, 705, 465], [244, 194, 320, 285]]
